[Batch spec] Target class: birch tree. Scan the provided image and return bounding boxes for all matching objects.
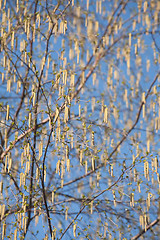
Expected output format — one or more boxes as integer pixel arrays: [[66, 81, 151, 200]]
[[0, 0, 160, 239]]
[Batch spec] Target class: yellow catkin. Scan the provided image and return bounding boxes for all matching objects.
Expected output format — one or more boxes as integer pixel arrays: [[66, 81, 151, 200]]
[[139, 215, 143, 228], [105, 35, 109, 45], [25, 51, 27, 63], [144, 214, 147, 232], [96, 0, 98, 13], [92, 72, 96, 85], [70, 74, 75, 86], [118, 18, 122, 30], [129, 33, 131, 46], [92, 157, 95, 171], [130, 193, 134, 207], [52, 229, 56, 240], [20, 172, 23, 187], [28, 112, 31, 128], [2, 72, 4, 82], [91, 131, 94, 146], [147, 192, 152, 210], [146, 14, 150, 29], [112, 190, 116, 207], [76, 46, 80, 63], [99, 0, 102, 14], [138, 183, 141, 193], [66, 145, 69, 160], [87, 0, 89, 10], [64, 104, 68, 123], [127, 49, 130, 69], [81, 71, 85, 85], [56, 160, 60, 175], [11, 31, 14, 49], [95, 21, 99, 32], [27, 18, 30, 40], [154, 156, 158, 173], [104, 107, 108, 123], [52, 191, 54, 203], [39, 142, 43, 159], [67, 159, 70, 172], [21, 152, 24, 166], [16, 0, 19, 12], [143, 1, 148, 12], [3, 55, 6, 68], [31, 90, 36, 107], [5, 128, 7, 148], [135, 44, 138, 55], [1, 204, 5, 220], [63, 21, 67, 35], [111, 164, 113, 176], [124, 89, 128, 107], [80, 149, 83, 165], [17, 80, 21, 93], [144, 161, 149, 178], [90, 201, 93, 214], [44, 168, 46, 182], [146, 59, 150, 72], [114, 23, 118, 34], [25, 161, 29, 174], [63, 70, 67, 85], [73, 223, 77, 237], [37, 13, 40, 28], [8, 153, 12, 172], [65, 207, 68, 220], [92, 97, 95, 112], [6, 105, 9, 120], [27, 143, 30, 156], [2, 223, 6, 239], [96, 172, 100, 187]]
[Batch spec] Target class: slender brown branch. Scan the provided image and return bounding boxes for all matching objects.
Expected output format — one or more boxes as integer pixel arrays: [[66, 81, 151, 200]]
[[131, 218, 160, 240], [41, 127, 54, 237], [24, 1, 39, 237]]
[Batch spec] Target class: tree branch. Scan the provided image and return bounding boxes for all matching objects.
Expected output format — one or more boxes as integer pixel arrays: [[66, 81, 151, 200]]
[[131, 218, 160, 240]]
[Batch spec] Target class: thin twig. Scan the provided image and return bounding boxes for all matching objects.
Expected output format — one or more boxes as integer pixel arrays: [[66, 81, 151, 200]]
[[131, 218, 160, 240]]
